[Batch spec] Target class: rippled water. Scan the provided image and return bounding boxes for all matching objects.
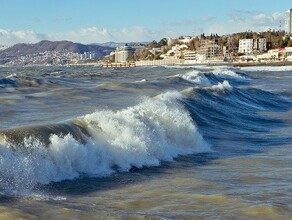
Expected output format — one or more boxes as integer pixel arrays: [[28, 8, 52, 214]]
[[0, 65, 292, 219]]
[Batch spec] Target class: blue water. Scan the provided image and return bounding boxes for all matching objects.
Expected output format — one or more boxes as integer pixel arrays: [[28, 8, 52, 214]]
[[0, 65, 292, 219]]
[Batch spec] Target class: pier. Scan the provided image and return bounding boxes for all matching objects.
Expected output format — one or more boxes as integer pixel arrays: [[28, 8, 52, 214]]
[[101, 62, 136, 68]]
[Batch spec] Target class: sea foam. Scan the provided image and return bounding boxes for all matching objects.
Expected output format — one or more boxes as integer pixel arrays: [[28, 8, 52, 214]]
[[240, 65, 292, 72], [0, 91, 210, 192], [181, 70, 211, 86]]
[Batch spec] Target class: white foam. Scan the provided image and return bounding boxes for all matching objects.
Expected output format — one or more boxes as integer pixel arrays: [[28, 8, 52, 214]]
[[134, 79, 147, 83], [181, 70, 211, 86], [0, 91, 210, 192], [210, 80, 233, 92], [212, 66, 245, 79], [6, 73, 17, 78], [240, 65, 292, 72]]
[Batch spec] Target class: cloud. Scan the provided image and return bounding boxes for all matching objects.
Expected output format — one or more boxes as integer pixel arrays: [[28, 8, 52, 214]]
[[0, 26, 159, 46], [0, 29, 46, 45], [204, 12, 285, 35], [49, 26, 159, 44]]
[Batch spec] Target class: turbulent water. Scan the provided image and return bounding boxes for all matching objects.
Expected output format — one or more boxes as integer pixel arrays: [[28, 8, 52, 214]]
[[0, 65, 291, 219]]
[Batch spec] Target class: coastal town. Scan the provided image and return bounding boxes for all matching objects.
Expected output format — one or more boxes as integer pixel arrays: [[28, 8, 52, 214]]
[[1, 9, 292, 67]]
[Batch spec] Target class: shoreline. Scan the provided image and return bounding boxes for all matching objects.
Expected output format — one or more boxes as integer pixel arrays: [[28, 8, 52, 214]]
[[231, 61, 292, 67], [1, 61, 292, 68]]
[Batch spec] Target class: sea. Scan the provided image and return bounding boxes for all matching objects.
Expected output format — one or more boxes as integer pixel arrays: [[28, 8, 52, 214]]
[[0, 64, 291, 219]]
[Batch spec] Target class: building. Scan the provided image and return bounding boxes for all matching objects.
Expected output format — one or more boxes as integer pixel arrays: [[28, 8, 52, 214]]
[[80, 51, 96, 60], [285, 9, 292, 36], [285, 47, 292, 61], [238, 39, 254, 54], [238, 38, 267, 54], [183, 51, 197, 60], [197, 38, 222, 59], [253, 38, 266, 52], [160, 44, 187, 59], [183, 50, 206, 63], [114, 45, 135, 63]]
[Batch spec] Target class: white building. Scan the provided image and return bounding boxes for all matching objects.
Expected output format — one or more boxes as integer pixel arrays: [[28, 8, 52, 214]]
[[238, 39, 254, 54], [114, 45, 135, 63], [184, 51, 197, 60], [239, 38, 267, 54], [285, 9, 292, 36], [160, 44, 188, 59], [254, 38, 266, 52], [285, 47, 292, 61], [256, 50, 279, 61], [80, 51, 96, 60]]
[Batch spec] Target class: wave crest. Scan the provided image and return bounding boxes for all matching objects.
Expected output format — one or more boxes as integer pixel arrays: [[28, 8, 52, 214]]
[[0, 91, 210, 192]]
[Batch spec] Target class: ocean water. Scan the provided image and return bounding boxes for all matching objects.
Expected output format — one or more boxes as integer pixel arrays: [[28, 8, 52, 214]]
[[0, 65, 292, 219]]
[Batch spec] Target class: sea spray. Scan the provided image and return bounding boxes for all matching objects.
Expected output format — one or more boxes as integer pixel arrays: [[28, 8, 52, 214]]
[[0, 91, 210, 193], [180, 70, 211, 86]]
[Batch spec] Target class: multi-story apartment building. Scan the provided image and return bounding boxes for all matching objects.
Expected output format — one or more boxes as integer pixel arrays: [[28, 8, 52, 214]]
[[238, 39, 254, 54], [238, 38, 267, 54], [285, 9, 292, 36], [197, 38, 222, 59], [253, 38, 267, 52]]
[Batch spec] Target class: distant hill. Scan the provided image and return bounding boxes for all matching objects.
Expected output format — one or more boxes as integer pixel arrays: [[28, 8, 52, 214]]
[[0, 40, 114, 59], [96, 41, 149, 48]]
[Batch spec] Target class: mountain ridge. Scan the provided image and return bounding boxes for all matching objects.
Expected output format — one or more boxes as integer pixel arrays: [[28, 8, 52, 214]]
[[0, 40, 114, 58]]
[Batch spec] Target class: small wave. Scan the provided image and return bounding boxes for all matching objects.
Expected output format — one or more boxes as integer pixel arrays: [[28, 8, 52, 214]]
[[210, 80, 233, 92], [0, 76, 52, 88], [180, 70, 211, 86], [212, 66, 245, 79], [0, 78, 17, 87], [134, 79, 147, 83], [6, 74, 17, 78]]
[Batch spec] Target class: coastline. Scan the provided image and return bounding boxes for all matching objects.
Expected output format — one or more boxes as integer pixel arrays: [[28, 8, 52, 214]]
[[231, 60, 292, 67]]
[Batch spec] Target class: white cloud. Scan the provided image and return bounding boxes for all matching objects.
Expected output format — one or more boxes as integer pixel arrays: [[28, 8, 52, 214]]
[[0, 29, 45, 46], [0, 26, 158, 46], [48, 26, 159, 44], [204, 12, 285, 35]]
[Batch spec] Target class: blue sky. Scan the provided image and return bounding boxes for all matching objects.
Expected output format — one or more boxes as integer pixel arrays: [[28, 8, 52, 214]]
[[0, 0, 291, 45]]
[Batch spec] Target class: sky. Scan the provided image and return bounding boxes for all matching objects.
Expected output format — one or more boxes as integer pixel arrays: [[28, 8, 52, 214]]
[[0, 0, 291, 46]]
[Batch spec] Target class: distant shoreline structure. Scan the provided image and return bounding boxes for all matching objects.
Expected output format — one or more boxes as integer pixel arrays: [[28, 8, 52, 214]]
[[99, 60, 292, 68]]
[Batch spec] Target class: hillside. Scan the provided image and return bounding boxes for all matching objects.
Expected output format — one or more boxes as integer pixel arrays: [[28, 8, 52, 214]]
[[0, 40, 114, 58]]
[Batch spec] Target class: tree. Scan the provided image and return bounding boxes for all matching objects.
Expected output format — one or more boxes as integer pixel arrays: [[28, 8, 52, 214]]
[[158, 38, 168, 47], [220, 36, 228, 46], [189, 37, 200, 51]]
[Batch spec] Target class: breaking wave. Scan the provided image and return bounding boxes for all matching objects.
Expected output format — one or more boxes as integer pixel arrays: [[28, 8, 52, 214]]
[[0, 91, 210, 193]]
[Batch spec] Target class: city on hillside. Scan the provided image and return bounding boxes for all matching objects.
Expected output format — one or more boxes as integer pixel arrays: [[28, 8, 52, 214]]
[[102, 9, 292, 67], [1, 9, 292, 67]]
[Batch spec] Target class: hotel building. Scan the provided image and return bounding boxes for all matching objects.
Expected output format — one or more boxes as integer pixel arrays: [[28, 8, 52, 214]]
[[114, 45, 135, 63]]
